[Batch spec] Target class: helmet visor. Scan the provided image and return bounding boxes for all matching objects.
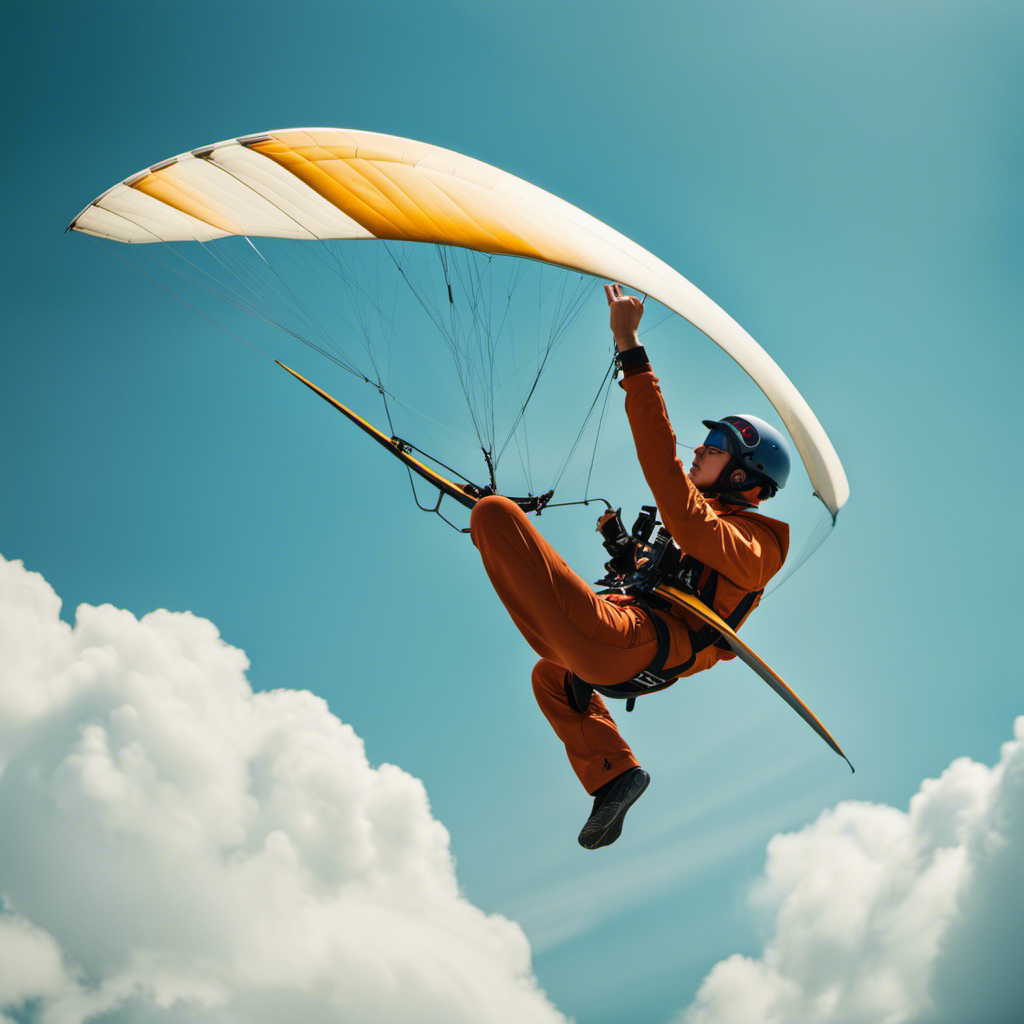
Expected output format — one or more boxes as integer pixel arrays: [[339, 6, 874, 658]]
[[702, 427, 734, 453]]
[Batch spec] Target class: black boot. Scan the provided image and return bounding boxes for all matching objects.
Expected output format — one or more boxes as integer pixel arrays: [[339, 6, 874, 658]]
[[578, 767, 650, 849]]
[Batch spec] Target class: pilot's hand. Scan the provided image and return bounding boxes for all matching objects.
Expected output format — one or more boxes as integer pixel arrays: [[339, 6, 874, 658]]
[[604, 283, 644, 351]]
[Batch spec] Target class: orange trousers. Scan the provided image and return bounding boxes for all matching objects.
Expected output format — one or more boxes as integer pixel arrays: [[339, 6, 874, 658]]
[[470, 495, 696, 794]]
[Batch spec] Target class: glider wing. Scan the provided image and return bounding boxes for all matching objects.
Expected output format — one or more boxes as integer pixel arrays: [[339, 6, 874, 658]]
[[69, 128, 848, 516]]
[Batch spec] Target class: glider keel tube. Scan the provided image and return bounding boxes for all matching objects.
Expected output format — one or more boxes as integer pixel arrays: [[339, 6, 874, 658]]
[[655, 584, 854, 772], [277, 363, 553, 516]]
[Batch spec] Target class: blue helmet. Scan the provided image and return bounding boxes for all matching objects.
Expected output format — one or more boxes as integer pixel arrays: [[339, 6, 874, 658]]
[[701, 414, 791, 496]]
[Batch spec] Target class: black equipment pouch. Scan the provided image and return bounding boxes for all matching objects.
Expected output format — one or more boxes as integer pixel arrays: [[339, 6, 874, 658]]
[[595, 505, 660, 585]]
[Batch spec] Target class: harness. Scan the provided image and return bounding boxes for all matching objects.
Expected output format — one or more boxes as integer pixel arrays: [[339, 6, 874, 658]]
[[568, 508, 764, 714]]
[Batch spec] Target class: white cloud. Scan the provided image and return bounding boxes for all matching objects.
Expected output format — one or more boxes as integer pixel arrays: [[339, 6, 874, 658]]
[[674, 718, 1024, 1024], [0, 553, 567, 1024]]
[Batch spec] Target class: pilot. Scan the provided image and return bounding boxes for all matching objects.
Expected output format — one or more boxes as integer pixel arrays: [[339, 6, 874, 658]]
[[470, 284, 790, 849]]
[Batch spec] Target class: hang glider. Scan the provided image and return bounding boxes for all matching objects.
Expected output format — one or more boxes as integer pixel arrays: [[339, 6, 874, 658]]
[[68, 128, 852, 770]]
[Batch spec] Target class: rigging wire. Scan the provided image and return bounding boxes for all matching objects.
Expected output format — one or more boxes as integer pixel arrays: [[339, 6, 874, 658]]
[[97, 235, 614, 501], [92, 234, 832, 588]]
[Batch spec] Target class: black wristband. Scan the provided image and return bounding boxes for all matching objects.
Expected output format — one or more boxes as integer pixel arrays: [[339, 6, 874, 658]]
[[614, 345, 650, 371]]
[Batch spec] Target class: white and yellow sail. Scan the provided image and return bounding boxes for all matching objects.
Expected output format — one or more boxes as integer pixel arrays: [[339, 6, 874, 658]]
[[70, 127, 849, 516]]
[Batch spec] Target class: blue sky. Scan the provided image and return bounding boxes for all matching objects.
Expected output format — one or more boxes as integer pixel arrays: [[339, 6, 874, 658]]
[[3, 2, 1023, 1022]]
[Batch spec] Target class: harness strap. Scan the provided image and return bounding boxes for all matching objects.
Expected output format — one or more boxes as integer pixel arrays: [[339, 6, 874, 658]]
[[567, 581, 762, 715], [567, 608, 698, 714], [688, 579, 763, 654]]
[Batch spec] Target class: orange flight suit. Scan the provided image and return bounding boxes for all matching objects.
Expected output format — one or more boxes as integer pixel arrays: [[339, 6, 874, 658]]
[[470, 363, 789, 795]]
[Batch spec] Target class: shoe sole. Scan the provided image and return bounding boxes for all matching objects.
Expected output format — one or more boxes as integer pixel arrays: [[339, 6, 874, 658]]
[[578, 770, 650, 849]]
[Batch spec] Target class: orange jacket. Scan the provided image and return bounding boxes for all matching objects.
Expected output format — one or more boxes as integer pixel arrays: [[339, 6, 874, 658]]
[[618, 365, 790, 653]]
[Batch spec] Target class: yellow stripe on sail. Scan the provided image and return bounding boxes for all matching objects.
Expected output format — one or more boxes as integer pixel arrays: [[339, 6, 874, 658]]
[[131, 166, 245, 236], [247, 135, 575, 263]]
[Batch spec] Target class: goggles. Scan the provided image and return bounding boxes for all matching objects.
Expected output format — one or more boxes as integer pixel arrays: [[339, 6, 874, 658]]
[[701, 428, 733, 453]]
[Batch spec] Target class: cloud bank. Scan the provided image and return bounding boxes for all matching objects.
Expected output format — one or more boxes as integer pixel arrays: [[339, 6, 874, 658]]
[[0, 553, 566, 1024], [677, 717, 1024, 1024]]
